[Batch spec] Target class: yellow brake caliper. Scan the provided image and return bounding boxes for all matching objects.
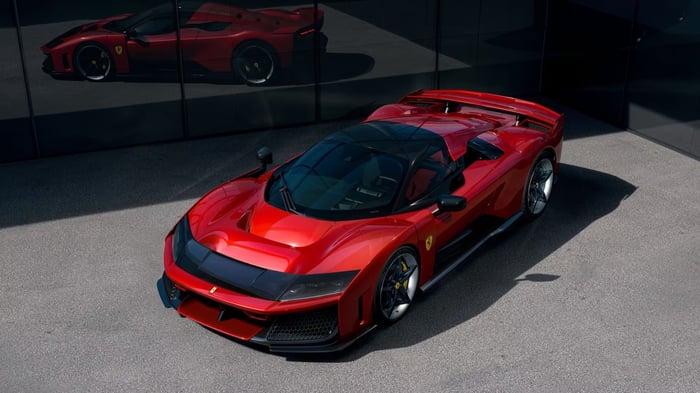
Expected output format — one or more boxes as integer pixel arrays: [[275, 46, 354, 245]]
[[401, 260, 409, 289]]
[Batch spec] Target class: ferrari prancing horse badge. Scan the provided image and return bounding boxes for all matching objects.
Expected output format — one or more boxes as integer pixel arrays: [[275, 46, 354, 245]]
[[115, 45, 123, 55], [425, 235, 433, 251]]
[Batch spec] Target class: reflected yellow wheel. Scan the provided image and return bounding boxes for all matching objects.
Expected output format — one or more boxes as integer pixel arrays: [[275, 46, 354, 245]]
[[232, 42, 277, 86], [74, 43, 112, 81]]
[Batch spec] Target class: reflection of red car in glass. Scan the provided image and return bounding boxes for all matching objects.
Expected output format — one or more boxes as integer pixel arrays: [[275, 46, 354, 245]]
[[40, 2, 326, 85], [157, 90, 564, 353]]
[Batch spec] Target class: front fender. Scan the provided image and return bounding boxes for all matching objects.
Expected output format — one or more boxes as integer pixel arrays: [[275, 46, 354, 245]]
[[328, 217, 418, 340], [309, 217, 417, 274]]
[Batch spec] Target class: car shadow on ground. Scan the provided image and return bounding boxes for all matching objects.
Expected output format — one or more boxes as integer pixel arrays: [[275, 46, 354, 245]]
[[285, 163, 637, 362], [0, 121, 350, 228]]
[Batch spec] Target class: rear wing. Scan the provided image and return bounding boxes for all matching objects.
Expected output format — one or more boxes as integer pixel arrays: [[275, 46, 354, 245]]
[[400, 89, 563, 131]]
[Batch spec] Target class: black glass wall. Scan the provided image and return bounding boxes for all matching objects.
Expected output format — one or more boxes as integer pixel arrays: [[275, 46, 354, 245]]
[[2, 0, 564, 163], [14, 0, 184, 158], [317, 0, 437, 120], [1, 0, 34, 161], [627, 0, 700, 157], [438, 0, 547, 94], [181, 0, 318, 137], [543, 0, 699, 158]]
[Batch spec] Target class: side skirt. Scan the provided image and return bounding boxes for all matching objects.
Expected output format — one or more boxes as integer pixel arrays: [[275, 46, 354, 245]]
[[420, 211, 523, 292]]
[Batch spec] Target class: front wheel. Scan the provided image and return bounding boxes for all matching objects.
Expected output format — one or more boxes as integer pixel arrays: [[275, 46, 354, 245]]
[[74, 43, 113, 81], [373, 247, 420, 324], [231, 42, 277, 86], [523, 153, 555, 219]]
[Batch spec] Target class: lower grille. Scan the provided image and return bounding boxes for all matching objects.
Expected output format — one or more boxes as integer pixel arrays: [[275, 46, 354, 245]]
[[160, 273, 182, 308], [267, 307, 338, 344], [162, 274, 178, 299], [42, 55, 55, 73]]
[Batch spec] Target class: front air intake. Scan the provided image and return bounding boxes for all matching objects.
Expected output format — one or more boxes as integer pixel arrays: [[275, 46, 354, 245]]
[[266, 307, 338, 344]]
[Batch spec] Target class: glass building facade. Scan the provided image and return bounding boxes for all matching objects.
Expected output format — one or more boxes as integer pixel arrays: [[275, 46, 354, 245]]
[[543, 0, 699, 158], [1, 0, 697, 163]]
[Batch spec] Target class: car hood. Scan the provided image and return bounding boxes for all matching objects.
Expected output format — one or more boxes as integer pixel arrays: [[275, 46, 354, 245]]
[[186, 175, 411, 274]]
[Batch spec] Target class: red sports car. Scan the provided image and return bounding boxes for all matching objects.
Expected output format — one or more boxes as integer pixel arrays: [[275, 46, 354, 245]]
[[41, 2, 326, 85], [157, 89, 564, 353]]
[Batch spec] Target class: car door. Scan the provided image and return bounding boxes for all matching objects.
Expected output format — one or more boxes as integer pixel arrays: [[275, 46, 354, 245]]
[[125, 14, 178, 73], [402, 144, 470, 259], [408, 143, 499, 276]]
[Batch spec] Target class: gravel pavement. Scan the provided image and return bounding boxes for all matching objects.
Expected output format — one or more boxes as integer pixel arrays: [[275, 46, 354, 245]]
[[1, 103, 699, 393]]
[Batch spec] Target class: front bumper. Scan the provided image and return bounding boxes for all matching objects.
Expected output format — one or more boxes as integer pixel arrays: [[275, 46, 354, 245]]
[[41, 53, 60, 75], [42, 54, 55, 74], [159, 216, 376, 353], [158, 273, 373, 353], [41, 51, 73, 76]]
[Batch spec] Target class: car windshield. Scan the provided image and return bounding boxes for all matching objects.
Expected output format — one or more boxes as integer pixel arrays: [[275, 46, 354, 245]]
[[267, 140, 407, 220], [104, 8, 161, 33], [267, 121, 455, 220]]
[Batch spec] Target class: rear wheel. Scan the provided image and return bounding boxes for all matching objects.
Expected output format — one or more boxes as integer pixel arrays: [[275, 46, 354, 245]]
[[523, 153, 555, 219], [374, 247, 420, 324], [231, 42, 277, 86], [74, 43, 113, 81]]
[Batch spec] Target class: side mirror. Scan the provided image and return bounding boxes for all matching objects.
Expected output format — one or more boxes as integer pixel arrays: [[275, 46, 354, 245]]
[[257, 147, 273, 172], [434, 194, 466, 215], [126, 31, 149, 46]]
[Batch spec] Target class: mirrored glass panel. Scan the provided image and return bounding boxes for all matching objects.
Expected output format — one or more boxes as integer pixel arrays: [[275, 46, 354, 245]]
[[0, 0, 35, 162], [317, 0, 438, 120], [628, 0, 700, 158], [542, 0, 637, 125], [439, 0, 545, 95], [16, 0, 184, 156], [181, 0, 318, 137], [436, 0, 480, 89]]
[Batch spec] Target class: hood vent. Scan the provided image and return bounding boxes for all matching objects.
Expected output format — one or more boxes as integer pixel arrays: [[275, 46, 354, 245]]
[[236, 209, 252, 232]]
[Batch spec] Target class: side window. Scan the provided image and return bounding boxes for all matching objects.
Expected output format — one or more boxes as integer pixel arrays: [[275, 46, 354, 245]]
[[132, 16, 176, 35], [404, 145, 452, 203]]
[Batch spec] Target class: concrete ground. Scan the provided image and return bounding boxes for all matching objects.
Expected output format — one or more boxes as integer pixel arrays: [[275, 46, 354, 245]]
[[1, 102, 698, 393]]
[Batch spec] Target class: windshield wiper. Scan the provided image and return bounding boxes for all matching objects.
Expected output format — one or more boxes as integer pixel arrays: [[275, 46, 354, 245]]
[[277, 171, 297, 212]]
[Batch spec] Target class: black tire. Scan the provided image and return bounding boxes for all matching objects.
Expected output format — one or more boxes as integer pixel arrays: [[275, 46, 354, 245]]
[[231, 41, 278, 86], [74, 43, 113, 81], [522, 152, 555, 219], [373, 246, 420, 324]]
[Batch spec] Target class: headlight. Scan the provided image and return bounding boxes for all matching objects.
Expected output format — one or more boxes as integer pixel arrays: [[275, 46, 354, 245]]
[[279, 270, 359, 302]]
